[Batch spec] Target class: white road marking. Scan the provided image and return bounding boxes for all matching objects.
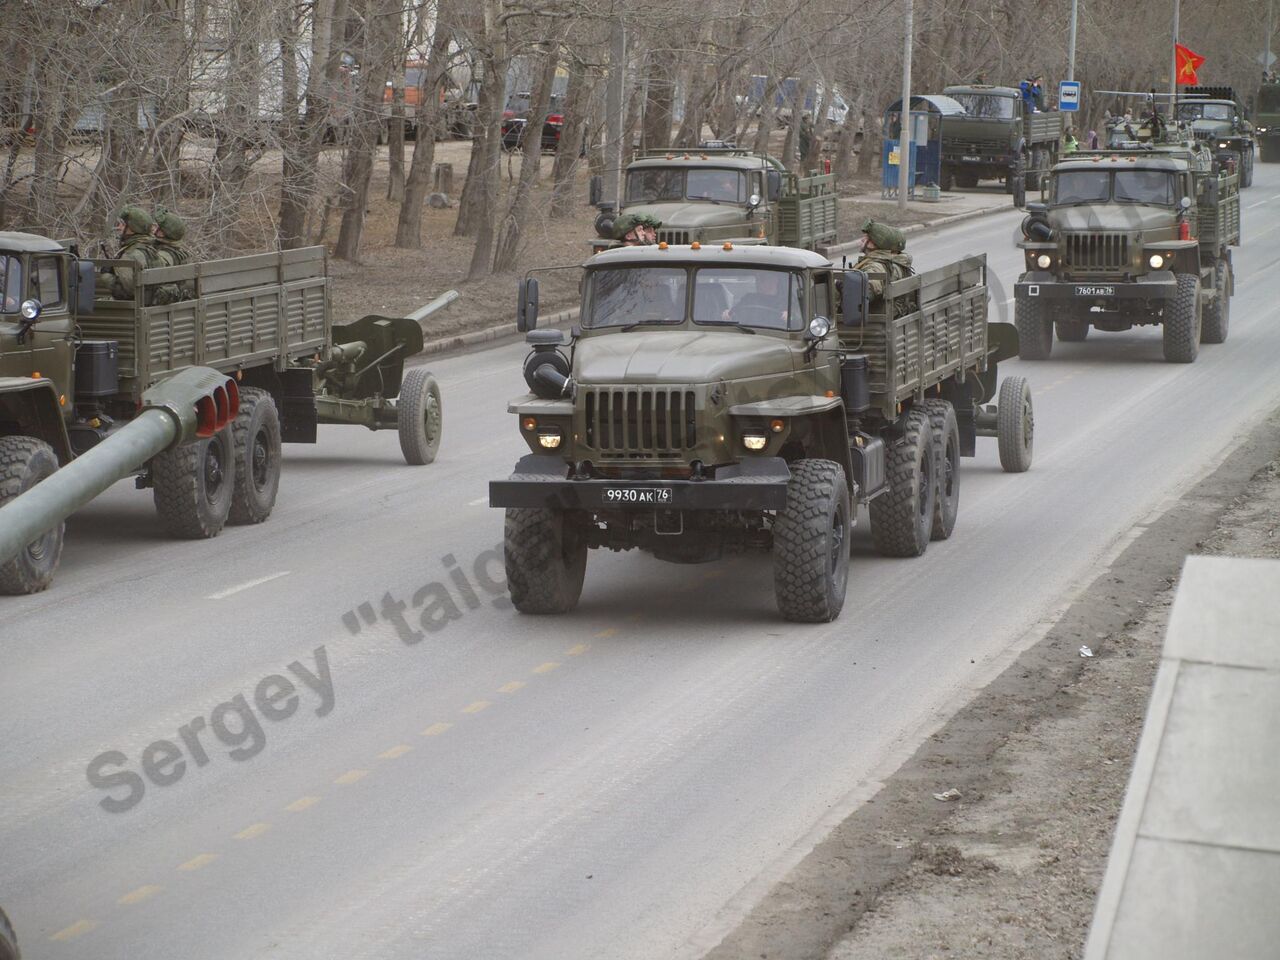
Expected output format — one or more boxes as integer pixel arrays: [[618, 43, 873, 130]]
[[205, 571, 291, 600], [468, 496, 488, 506]]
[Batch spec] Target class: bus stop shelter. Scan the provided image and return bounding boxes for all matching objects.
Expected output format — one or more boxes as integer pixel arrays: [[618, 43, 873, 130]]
[[881, 95, 965, 199]]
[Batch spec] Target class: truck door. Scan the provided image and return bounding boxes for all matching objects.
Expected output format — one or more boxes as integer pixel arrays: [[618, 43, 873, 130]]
[[28, 254, 75, 413]]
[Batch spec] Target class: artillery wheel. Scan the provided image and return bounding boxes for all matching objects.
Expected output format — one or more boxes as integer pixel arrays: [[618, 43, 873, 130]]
[[228, 387, 281, 525], [152, 428, 235, 539], [398, 368, 443, 465], [1056, 318, 1089, 341], [923, 399, 960, 540], [773, 459, 850, 622], [0, 904, 18, 960], [997, 376, 1034, 473], [1015, 295, 1053, 360], [504, 507, 588, 614], [1201, 259, 1231, 345], [0, 436, 63, 595], [870, 406, 935, 558], [1162, 274, 1202, 363]]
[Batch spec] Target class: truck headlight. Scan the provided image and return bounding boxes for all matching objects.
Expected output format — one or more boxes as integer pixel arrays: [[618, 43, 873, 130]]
[[1148, 254, 1165, 269], [1036, 254, 1052, 269], [741, 432, 768, 451], [1218, 142, 1229, 149], [537, 429, 562, 449]]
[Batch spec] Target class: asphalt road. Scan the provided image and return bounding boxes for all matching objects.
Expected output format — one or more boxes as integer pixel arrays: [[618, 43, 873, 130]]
[[4, 169, 1280, 960]]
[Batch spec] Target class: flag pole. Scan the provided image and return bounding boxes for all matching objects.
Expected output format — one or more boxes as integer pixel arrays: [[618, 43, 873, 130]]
[[1170, 0, 1180, 102]]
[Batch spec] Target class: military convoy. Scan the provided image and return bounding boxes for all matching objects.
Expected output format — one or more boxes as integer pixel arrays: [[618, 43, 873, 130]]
[[1013, 111, 1241, 363], [0, 234, 443, 593], [593, 148, 838, 253], [938, 84, 1063, 193], [1176, 86, 1256, 187], [489, 242, 1033, 622]]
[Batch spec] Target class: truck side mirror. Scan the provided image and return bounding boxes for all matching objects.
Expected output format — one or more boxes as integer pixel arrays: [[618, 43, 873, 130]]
[[517, 277, 540, 332], [766, 169, 782, 201], [77, 259, 96, 315], [840, 270, 869, 327]]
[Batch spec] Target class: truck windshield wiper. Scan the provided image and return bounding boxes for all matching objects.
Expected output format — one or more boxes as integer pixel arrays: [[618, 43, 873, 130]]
[[686, 195, 725, 204], [617, 318, 671, 331], [697, 320, 756, 333]]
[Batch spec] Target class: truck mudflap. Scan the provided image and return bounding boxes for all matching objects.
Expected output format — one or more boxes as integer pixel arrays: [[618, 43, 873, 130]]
[[1015, 271, 1177, 302], [489, 454, 791, 511]]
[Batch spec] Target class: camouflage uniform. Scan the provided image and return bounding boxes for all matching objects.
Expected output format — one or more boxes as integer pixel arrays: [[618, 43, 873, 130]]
[[150, 206, 194, 304], [612, 212, 662, 244], [97, 206, 160, 302], [854, 219, 914, 300]]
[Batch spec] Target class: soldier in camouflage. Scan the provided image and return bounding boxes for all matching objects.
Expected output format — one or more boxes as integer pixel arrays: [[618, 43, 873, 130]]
[[854, 218, 914, 301], [612, 212, 662, 246], [96, 206, 160, 302], [149, 206, 194, 304]]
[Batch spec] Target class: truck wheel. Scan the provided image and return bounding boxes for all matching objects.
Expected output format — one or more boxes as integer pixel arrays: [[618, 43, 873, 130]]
[[152, 428, 235, 539], [228, 387, 281, 525], [398, 368, 443, 465], [0, 904, 18, 960], [1056, 319, 1089, 342], [940, 165, 955, 192], [923, 400, 960, 540], [870, 406, 935, 558], [957, 171, 980, 189], [1242, 150, 1254, 187], [773, 459, 851, 622], [997, 376, 1034, 473], [1201, 260, 1231, 345], [504, 507, 588, 614], [1162, 273, 1202, 363], [1015, 296, 1053, 360], [0, 437, 63, 595]]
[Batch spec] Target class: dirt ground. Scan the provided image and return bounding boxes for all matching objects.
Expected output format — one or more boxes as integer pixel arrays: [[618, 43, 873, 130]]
[[703, 409, 1280, 960]]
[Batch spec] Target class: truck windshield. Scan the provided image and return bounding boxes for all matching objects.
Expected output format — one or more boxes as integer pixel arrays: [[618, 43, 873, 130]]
[[1178, 102, 1232, 122], [1053, 170, 1174, 205], [686, 169, 745, 202], [0, 256, 21, 312], [585, 267, 687, 327], [693, 267, 801, 331], [625, 168, 745, 203], [1114, 170, 1174, 204], [951, 94, 1016, 119], [1053, 170, 1110, 204]]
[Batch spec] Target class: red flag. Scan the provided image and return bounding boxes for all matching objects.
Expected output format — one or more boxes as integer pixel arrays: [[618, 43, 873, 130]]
[[1175, 43, 1206, 85]]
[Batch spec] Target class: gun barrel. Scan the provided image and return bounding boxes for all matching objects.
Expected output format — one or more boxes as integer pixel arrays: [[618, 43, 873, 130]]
[[406, 290, 460, 323]]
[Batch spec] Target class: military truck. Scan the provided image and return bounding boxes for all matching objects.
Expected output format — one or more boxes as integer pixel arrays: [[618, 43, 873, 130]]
[[0, 233, 443, 593], [591, 148, 838, 253], [0, 906, 17, 960], [1176, 86, 1256, 186], [489, 242, 1034, 622], [1013, 135, 1240, 363], [939, 84, 1063, 193], [1254, 77, 1280, 162]]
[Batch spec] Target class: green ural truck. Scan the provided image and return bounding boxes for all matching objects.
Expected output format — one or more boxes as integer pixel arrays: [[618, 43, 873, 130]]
[[939, 85, 1063, 192], [0, 233, 443, 593], [1176, 86, 1256, 186], [1013, 131, 1240, 363], [592, 148, 838, 253], [489, 243, 1034, 622], [1254, 78, 1280, 163]]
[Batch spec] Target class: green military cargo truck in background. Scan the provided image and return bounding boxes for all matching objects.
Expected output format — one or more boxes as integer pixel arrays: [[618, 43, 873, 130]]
[[0, 234, 443, 593], [1254, 78, 1280, 163], [592, 148, 838, 253], [939, 84, 1063, 193], [490, 243, 1034, 622], [1176, 86, 1256, 187]]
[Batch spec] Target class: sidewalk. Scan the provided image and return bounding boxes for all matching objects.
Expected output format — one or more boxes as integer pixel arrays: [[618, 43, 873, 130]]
[[1085, 555, 1280, 960]]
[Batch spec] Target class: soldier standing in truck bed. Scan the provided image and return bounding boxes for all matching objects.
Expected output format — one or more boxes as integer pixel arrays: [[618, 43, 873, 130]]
[[855, 218, 914, 304], [150, 206, 195, 303], [96, 206, 160, 302]]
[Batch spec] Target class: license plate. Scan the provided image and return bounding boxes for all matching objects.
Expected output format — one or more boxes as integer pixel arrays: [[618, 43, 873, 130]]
[[962, 155, 981, 162], [602, 486, 672, 505], [1075, 285, 1115, 297]]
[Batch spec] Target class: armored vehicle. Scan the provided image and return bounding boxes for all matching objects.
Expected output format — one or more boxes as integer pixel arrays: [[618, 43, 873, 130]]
[[939, 84, 1063, 192], [1176, 86, 1256, 186], [489, 242, 1034, 622], [0, 234, 443, 593], [1013, 140, 1240, 363], [592, 148, 838, 253], [1254, 77, 1280, 162]]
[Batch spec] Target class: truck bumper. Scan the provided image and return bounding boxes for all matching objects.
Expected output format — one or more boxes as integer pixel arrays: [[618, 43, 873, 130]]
[[489, 454, 791, 511], [1015, 271, 1177, 302]]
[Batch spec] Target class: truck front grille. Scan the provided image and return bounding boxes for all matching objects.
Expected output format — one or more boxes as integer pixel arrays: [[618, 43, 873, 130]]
[[582, 387, 697, 457], [1063, 233, 1129, 272], [657, 229, 690, 245]]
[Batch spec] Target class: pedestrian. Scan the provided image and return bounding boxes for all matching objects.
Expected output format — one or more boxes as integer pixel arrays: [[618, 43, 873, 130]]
[[1032, 76, 1046, 111], [149, 205, 194, 303], [1062, 128, 1079, 154], [96, 206, 160, 302], [1087, 129, 1099, 150], [798, 113, 814, 163]]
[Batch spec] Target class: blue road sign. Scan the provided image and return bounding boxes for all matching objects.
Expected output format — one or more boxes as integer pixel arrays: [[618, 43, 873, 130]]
[[1059, 80, 1081, 111]]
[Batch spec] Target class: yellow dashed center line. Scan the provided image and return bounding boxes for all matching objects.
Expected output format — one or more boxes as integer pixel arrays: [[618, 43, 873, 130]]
[[178, 853, 219, 872], [421, 721, 453, 736], [285, 796, 321, 813], [378, 744, 412, 760], [498, 680, 526, 693], [334, 769, 369, 785], [234, 822, 272, 840], [117, 884, 162, 906], [462, 700, 492, 714], [567, 643, 591, 656], [594, 627, 618, 639], [533, 662, 560, 674], [50, 919, 95, 942]]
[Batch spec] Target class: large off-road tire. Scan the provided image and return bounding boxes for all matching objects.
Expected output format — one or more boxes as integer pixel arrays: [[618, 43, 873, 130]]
[[957, 171, 980, 189], [1162, 273, 1202, 363], [0, 904, 19, 960], [1015, 295, 1053, 360], [152, 428, 235, 539], [1201, 259, 1231, 345], [1242, 150, 1254, 187], [1056, 318, 1090, 342], [939, 164, 955, 192], [923, 399, 960, 541], [504, 507, 588, 614], [0, 437, 62, 595], [772, 459, 851, 623], [870, 406, 936, 558], [997, 376, 1034, 473], [227, 387, 281, 525], [398, 367, 443, 465]]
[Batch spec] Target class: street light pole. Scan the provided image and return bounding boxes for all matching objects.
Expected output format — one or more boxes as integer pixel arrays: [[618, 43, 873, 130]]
[[898, 0, 913, 211], [1067, 0, 1078, 82], [1170, 0, 1180, 100]]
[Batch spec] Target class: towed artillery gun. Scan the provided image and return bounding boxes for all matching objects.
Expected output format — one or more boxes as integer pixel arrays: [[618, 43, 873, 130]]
[[490, 242, 1033, 622], [0, 233, 448, 593]]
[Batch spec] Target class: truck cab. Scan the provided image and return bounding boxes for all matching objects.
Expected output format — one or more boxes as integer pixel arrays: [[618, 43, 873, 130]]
[[1176, 87, 1256, 186], [939, 84, 1063, 191]]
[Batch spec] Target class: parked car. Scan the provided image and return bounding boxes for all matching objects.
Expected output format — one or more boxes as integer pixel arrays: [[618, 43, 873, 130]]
[[501, 92, 566, 151]]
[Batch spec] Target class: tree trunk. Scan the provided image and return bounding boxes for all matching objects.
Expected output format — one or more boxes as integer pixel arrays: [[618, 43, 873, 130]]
[[493, 41, 557, 273], [386, 77, 406, 202], [395, 12, 453, 248], [550, 60, 589, 219], [462, 0, 508, 278]]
